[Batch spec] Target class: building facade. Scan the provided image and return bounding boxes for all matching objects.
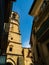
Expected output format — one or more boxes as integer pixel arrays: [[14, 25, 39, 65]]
[[29, 0, 49, 65], [23, 48, 33, 65]]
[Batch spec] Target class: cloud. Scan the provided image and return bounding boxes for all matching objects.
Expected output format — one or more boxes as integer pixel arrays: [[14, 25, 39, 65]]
[[22, 40, 31, 48]]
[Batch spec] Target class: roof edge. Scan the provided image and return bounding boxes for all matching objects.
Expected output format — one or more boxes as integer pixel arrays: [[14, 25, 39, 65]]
[[29, 0, 36, 15]]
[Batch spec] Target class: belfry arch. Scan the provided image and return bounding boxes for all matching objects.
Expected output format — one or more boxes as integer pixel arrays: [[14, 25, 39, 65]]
[[6, 62, 13, 65], [6, 58, 16, 65]]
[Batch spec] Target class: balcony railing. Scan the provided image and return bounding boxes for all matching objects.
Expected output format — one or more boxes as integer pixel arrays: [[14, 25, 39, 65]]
[[36, 18, 49, 40]]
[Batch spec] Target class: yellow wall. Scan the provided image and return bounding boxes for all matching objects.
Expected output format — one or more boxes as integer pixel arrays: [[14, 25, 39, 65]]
[[23, 48, 33, 65], [8, 32, 21, 43]]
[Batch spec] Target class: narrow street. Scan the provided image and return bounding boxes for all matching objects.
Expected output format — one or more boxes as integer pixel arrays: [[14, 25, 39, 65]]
[[0, 0, 49, 65]]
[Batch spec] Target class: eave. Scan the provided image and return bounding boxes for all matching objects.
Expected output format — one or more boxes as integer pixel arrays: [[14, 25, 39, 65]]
[[29, 0, 44, 17]]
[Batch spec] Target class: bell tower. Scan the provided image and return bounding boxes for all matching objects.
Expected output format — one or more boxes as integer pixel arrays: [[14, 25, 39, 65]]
[[6, 12, 22, 65]]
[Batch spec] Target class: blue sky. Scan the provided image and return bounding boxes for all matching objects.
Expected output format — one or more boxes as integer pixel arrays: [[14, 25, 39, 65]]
[[12, 0, 34, 47]]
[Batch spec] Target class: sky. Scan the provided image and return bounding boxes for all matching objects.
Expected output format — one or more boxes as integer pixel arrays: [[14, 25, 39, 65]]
[[12, 0, 34, 48]]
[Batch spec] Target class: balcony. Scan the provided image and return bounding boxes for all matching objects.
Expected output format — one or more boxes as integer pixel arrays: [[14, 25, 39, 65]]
[[36, 18, 49, 42]]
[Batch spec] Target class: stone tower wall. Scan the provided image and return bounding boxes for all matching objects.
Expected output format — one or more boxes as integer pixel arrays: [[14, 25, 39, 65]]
[[6, 12, 22, 65]]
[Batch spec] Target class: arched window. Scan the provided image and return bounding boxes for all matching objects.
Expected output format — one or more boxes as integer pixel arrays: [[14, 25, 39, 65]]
[[9, 45, 13, 52]]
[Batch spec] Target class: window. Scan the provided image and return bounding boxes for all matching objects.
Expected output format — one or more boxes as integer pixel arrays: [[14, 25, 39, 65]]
[[9, 45, 13, 52], [9, 47, 12, 51], [11, 37, 13, 40]]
